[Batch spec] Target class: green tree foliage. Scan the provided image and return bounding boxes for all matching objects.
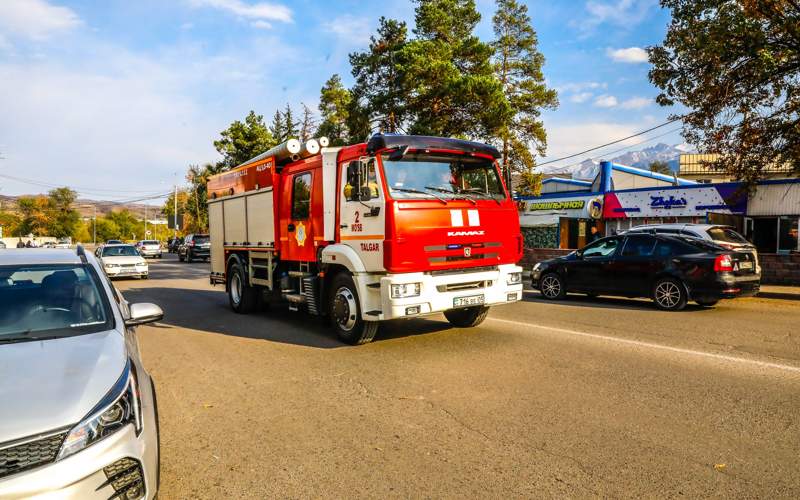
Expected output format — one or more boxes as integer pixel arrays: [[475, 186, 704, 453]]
[[492, 0, 558, 189], [649, 160, 672, 175], [283, 104, 299, 140], [270, 109, 286, 144], [213, 110, 276, 169], [105, 210, 143, 240], [400, 0, 511, 138], [46, 187, 80, 239], [183, 164, 221, 233], [0, 210, 20, 238], [318, 74, 353, 145], [93, 217, 121, 243], [649, 0, 800, 183], [349, 17, 409, 132]]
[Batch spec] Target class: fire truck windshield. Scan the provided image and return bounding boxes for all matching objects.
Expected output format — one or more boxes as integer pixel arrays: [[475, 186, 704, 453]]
[[380, 153, 505, 201]]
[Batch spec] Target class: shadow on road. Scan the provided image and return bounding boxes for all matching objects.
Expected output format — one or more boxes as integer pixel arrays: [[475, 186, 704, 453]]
[[521, 290, 712, 312], [122, 286, 454, 349]]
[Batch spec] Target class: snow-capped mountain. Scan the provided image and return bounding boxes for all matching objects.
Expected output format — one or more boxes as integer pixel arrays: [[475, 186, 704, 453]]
[[544, 143, 696, 180]]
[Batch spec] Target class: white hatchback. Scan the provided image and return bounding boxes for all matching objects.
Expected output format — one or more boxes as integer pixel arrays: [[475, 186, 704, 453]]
[[96, 245, 149, 279]]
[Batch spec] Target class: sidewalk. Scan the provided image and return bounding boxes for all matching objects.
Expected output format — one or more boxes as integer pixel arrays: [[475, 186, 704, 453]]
[[758, 285, 800, 301]]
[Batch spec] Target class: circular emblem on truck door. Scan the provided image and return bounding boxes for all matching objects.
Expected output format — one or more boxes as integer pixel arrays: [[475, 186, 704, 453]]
[[295, 221, 307, 247]]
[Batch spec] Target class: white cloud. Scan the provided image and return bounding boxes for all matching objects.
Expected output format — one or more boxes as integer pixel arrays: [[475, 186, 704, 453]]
[[620, 96, 652, 109], [189, 0, 292, 23], [251, 20, 272, 29], [607, 46, 648, 64], [594, 94, 618, 108], [0, 0, 82, 41], [557, 81, 606, 94], [570, 92, 593, 104], [322, 15, 372, 45], [575, 0, 656, 33]]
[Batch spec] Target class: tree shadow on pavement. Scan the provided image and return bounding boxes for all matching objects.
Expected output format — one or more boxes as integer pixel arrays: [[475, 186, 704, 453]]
[[121, 286, 454, 349]]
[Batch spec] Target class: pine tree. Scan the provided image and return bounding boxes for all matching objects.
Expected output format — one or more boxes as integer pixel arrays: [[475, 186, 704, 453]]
[[318, 74, 353, 145], [349, 17, 409, 132], [299, 103, 317, 142], [283, 104, 299, 140], [492, 0, 558, 190], [270, 109, 285, 143], [213, 111, 276, 168], [400, 0, 511, 138]]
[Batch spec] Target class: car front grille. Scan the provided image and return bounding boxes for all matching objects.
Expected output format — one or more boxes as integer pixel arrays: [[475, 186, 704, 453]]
[[0, 430, 67, 479], [98, 457, 145, 499]]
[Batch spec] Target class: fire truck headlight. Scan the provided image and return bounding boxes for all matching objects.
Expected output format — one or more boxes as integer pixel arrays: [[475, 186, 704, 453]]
[[391, 283, 421, 298], [507, 272, 522, 285]]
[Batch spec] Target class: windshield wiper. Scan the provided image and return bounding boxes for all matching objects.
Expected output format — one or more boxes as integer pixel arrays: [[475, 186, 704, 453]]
[[425, 186, 477, 205], [392, 187, 448, 204], [461, 188, 502, 205]]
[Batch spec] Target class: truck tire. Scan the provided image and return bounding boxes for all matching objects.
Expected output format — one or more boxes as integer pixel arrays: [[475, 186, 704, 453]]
[[329, 273, 378, 345], [228, 259, 258, 313], [444, 306, 490, 328]]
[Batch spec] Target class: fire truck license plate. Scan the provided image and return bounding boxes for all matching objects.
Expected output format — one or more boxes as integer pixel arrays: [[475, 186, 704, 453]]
[[454, 295, 485, 308]]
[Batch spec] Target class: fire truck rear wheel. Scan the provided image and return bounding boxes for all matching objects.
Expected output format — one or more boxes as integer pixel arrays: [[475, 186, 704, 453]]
[[443, 306, 490, 328], [329, 273, 378, 345], [228, 259, 258, 314]]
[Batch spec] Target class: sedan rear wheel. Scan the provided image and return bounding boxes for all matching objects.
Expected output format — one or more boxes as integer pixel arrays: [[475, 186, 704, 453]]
[[653, 278, 688, 311], [540, 273, 566, 300]]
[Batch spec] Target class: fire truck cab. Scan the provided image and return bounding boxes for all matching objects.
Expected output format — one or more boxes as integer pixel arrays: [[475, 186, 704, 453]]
[[208, 134, 523, 344]]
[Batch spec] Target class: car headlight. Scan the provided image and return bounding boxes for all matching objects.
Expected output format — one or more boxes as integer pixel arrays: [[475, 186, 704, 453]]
[[532, 263, 541, 272], [137, 261, 148, 266], [391, 283, 421, 298], [507, 272, 522, 285], [105, 263, 120, 268], [57, 361, 142, 460]]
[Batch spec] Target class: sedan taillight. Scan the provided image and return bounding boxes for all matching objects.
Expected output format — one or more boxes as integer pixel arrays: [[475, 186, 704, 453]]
[[714, 254, 733, 272]]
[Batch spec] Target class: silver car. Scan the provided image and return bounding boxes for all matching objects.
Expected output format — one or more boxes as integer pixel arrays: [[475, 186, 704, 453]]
[[136, 241, 162, 259], [0, 247, 161, 499]]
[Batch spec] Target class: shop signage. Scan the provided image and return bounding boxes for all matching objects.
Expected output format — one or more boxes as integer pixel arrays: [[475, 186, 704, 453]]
[[650, 195, 687, 209], [528, 200, 585, 211], [589, 197, 604, 219]]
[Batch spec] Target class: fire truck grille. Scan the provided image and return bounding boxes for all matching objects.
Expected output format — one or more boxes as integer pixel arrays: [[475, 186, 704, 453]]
[[436, 280, 492, 293], [428, 253, 498, 264], [0, 431, 67, 479]]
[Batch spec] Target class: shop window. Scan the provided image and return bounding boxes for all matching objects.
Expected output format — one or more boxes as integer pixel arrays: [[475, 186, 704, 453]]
[[779, 217, 799, 253]]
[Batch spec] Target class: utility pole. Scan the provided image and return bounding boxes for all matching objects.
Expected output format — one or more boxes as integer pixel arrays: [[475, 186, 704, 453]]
[[144, 204, 148, 240], [174, 184, 178, 238]]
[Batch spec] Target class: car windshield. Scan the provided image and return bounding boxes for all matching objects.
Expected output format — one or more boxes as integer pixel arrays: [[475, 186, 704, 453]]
[[707, 227, 749, 244], [381, 153, 505, 200], [0, 264, 112, 343], [193, 236, 210, 244], [103, 245, 140, 257]]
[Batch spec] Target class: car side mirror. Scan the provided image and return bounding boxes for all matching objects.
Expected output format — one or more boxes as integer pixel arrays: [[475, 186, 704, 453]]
[[125, 303, 164, 327]]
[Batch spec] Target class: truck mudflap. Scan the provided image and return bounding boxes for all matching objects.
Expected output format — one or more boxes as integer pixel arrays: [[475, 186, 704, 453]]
[[368, 264, 523, 321]]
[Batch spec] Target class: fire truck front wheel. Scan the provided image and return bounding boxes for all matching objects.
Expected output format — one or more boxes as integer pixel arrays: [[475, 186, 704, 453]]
[[443, 306, 490, 328], [329, 273, 378, 345], [228, 258, 258, 314]]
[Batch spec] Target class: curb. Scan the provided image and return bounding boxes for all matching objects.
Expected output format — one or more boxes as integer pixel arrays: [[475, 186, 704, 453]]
[[757, 291, 800, 301]]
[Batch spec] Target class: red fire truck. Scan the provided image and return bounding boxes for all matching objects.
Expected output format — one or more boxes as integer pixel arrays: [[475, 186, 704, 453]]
[[207, 134, 523, 344]]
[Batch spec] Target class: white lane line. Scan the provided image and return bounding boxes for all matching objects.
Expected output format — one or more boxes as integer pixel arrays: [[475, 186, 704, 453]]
[[488, 317, 800, 374]]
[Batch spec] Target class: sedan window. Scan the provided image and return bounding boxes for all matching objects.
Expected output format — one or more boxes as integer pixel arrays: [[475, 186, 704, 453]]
[[622, 235, 657, 257], [582, 238, 620, 258]]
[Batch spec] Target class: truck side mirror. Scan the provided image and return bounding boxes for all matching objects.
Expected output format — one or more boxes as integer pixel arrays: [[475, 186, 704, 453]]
[[347, 161, 361, 201]]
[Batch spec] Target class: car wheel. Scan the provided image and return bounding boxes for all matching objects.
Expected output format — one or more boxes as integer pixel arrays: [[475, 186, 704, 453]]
[[187, 252, 194, 263], [696, 300, 719, 307], [539, 273, 566, 300], [227, 259, 258, 313], [178, 253, 185, 262], [329, 273, 378, 345], [444, 306, 490, 327], [142, 275, 149, 280], [653, 278, 688, 311]]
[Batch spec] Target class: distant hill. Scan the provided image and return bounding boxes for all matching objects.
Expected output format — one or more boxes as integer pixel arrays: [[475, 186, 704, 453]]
[[547, 143, 697, 181], [0, 194, 161, 220]]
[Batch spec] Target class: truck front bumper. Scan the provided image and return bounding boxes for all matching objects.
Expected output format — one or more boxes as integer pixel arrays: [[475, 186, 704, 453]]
[[368, 264, 523, 321]]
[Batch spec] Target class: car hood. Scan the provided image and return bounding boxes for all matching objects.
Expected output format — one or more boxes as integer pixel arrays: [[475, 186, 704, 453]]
[[0, 330, 127, 442], [102, 256, 146, 265]]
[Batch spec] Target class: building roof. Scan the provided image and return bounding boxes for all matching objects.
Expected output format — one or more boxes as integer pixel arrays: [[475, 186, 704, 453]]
[[542, 178, 592, 187], [609, 162, 697, 186]]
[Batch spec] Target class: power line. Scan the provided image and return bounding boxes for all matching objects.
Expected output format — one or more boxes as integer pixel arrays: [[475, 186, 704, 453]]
[[0, 173, 168, 196], [537, 118, 683, 168]]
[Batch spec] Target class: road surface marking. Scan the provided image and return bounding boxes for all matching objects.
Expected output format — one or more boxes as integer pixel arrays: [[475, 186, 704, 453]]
[[488, 317, 800, 374]]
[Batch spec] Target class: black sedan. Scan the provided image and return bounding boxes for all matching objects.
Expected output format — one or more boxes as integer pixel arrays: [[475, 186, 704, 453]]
[[531, 233, 760, 310]]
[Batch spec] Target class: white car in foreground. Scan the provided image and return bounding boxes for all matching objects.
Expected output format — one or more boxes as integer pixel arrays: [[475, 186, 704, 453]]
[[0, 247, 161, 499], [96, 244, 149, 279]]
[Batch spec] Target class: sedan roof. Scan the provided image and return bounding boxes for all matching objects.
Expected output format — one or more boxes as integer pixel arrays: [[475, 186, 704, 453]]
[[0, 249, 83, 266]]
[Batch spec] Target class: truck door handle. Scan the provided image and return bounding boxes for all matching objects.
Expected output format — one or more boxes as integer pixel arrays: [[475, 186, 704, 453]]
[[287, 223, 295, 232], [340, 224, 348, 229]]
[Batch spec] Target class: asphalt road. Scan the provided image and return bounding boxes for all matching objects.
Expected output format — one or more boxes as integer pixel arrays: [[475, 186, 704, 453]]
[[117, 254, 800, 498]]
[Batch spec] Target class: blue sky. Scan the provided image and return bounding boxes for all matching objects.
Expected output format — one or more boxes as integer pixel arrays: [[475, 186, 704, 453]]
[[0, 0, 681, 201]]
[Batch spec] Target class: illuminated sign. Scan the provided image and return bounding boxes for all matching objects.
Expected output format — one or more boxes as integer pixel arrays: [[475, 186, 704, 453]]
[[528, 200, 586, 211]]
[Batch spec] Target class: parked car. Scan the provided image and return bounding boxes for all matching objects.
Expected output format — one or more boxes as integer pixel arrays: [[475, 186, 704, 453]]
[[95, 244, 149, 279], [0, 241, 6, 249], [167, 237, 182, 254], [0, 246, 161, 498], [178, 234, 210, 263], [54, 238, 72, 249], [626, 223, 757, 262], [532, 233, 761, 310], [136, 240, 163, 259]]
